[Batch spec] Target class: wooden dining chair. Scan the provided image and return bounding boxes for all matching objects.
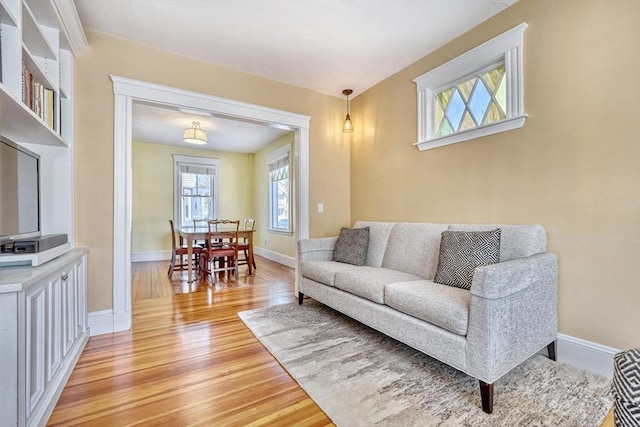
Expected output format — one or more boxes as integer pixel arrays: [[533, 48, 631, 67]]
[[237, 218, 256, 271], [168, 219, 203, 277], [200, 219, 240, 281], [192, 218, 209, 246]]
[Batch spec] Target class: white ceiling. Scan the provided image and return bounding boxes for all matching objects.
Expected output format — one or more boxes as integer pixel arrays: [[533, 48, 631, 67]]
[[131, 101, 292, 153], [75, 0, 518, 152]]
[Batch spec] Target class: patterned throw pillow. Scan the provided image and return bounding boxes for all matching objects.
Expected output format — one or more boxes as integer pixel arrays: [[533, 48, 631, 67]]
[[434, 228, 501, 290], [613, 348, 640, 427], [334, 227, 370, 266]]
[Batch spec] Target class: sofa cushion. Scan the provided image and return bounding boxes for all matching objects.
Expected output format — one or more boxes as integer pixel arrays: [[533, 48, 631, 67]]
[[434, 228, 501, 290], [300, 261, 363, 287], [334, 267, 422, 304], [448, 224, 546, 262], [353, 221, 395, 267], [381, 223, 449, 279], [385, 280, 472, 336], [334, 226, 370, 266]]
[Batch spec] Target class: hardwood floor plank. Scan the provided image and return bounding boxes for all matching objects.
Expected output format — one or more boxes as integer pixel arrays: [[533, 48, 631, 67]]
[[48, 256, 333, 426]]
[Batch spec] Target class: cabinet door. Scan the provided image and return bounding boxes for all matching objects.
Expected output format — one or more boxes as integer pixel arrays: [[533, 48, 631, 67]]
[[74, 258, 88, 336], [47, 275, 63, 383], [25, 284, 46, 418], [62, 267, 77, 356]]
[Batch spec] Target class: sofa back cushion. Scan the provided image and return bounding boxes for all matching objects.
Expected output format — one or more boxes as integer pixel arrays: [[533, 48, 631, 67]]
[[447, 224, 547, 261], [381, 223, 449, 279], [353, 221, 395, 267]]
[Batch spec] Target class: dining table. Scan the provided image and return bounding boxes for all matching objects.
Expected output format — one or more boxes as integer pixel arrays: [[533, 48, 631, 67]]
[[179, 227, 256, 283]]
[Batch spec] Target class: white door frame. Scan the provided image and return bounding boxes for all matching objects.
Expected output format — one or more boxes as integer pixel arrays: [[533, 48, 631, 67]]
[[109, 76, 310, 332]]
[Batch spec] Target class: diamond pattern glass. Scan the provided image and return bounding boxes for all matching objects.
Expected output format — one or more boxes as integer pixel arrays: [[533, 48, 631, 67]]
[[468, 80, 491, 125], [484, 101, 506, 124], [438, 118, 453, 137], [496, 76, 506, 114], [482, 65, 504, 92], [446, 89, 465, 130], [433, 62, 506, 137], [458, 78, 475, 102], [460, 111, 475, 131]]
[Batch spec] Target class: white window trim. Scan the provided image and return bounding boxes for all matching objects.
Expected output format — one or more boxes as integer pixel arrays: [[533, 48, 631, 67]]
[[413, 23, 528, 151], [172, 155, 220, 228], [267, 144, 292, 234]]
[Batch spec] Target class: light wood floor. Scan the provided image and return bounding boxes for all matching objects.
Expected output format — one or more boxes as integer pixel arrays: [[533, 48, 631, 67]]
[[48, 257, 333, 426], [49, 256, 615, 426]]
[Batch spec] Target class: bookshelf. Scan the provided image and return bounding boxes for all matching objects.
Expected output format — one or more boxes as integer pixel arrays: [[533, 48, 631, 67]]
[[0, 0, 85, 246], [0, 3, 87, 425], [0, 0, 82, 147]]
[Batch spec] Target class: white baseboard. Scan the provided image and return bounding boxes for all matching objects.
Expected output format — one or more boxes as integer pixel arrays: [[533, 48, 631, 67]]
[[557, 333, 620, 379], [132, 249, 295, 267], [89, 309, 133, 336], [253, 246, 296, 268], [131, 251, 171, 262]]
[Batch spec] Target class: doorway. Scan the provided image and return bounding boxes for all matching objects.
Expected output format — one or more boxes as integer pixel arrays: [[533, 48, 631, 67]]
[[111, 76, 310, 332]]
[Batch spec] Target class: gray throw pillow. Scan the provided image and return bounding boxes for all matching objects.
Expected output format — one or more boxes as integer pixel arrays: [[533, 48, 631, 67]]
[[434, 228, 501, 290], [334, 226, 370, 266]]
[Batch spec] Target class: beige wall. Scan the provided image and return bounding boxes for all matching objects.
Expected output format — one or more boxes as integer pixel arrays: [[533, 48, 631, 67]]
[[252, 133, 297, 258], [350, 0, 640, 349], [131, 141, 252, 253], [75, 31, 351, 312]]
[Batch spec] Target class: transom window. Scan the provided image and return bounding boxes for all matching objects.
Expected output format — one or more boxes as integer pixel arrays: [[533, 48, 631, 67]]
[[173, 155, 220, 229], [434, 63, 506, 138], [267, 144, 292, 233], [414, 23, 528, 151]]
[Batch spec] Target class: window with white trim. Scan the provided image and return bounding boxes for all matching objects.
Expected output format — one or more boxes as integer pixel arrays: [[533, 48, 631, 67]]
[[267, 144, 292, 233], [413, 23, 528, 151], [173, 155, 220, 229]]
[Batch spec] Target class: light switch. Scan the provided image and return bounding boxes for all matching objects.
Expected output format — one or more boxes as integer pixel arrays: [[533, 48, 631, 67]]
[[317, 203, 324, 214]]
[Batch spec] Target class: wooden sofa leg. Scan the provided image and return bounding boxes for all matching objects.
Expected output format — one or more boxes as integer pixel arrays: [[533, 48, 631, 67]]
[[298, 292, 304, 305], [547, 340, 557, 361], [479, 381, 494, 414]]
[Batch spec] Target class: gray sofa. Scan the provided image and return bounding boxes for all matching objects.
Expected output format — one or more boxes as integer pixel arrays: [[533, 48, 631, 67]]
[[297, 221, 558, 413]]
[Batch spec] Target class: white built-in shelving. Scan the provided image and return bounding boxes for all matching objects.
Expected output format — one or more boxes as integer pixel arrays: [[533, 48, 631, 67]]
[[0, 0, 86, 248], [0, 0, 84, 147], [0, 2, 87, 425]]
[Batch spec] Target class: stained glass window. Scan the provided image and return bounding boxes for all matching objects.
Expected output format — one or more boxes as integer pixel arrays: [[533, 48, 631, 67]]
[[435, 64, 506, 138], [413, 23, 527, 151]]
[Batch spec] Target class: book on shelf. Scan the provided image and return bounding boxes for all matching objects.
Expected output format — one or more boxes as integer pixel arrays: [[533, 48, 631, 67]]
[[21, 62, 57, 131]]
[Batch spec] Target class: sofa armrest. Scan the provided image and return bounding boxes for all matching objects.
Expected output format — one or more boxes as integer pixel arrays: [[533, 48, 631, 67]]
[[471, 253, 558, 299], [466, 252, 558, 384], [297, 237, 338, 262]]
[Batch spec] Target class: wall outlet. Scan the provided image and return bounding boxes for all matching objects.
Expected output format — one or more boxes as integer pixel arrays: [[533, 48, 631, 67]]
[[317, 203, 324, 214]]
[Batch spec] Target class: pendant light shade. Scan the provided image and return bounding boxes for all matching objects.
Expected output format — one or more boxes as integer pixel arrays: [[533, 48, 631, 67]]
[[183, 121, 208, 145], [342, 89, 353, 133]]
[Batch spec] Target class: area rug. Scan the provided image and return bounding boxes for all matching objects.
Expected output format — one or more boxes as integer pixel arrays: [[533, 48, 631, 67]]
[[238, 300, 614, 427]]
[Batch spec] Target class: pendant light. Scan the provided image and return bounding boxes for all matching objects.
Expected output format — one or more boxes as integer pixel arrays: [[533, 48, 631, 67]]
[[342, 89, 353, 133], [183, 121, 208, 145]]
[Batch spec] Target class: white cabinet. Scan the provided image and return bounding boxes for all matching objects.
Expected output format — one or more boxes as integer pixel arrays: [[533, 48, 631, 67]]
[[0, 249, 89, 427]]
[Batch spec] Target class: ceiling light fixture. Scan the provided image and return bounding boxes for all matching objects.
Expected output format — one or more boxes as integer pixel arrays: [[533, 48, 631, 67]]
[[342, 89, 353, 133], [183, 121, 208, 145]]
